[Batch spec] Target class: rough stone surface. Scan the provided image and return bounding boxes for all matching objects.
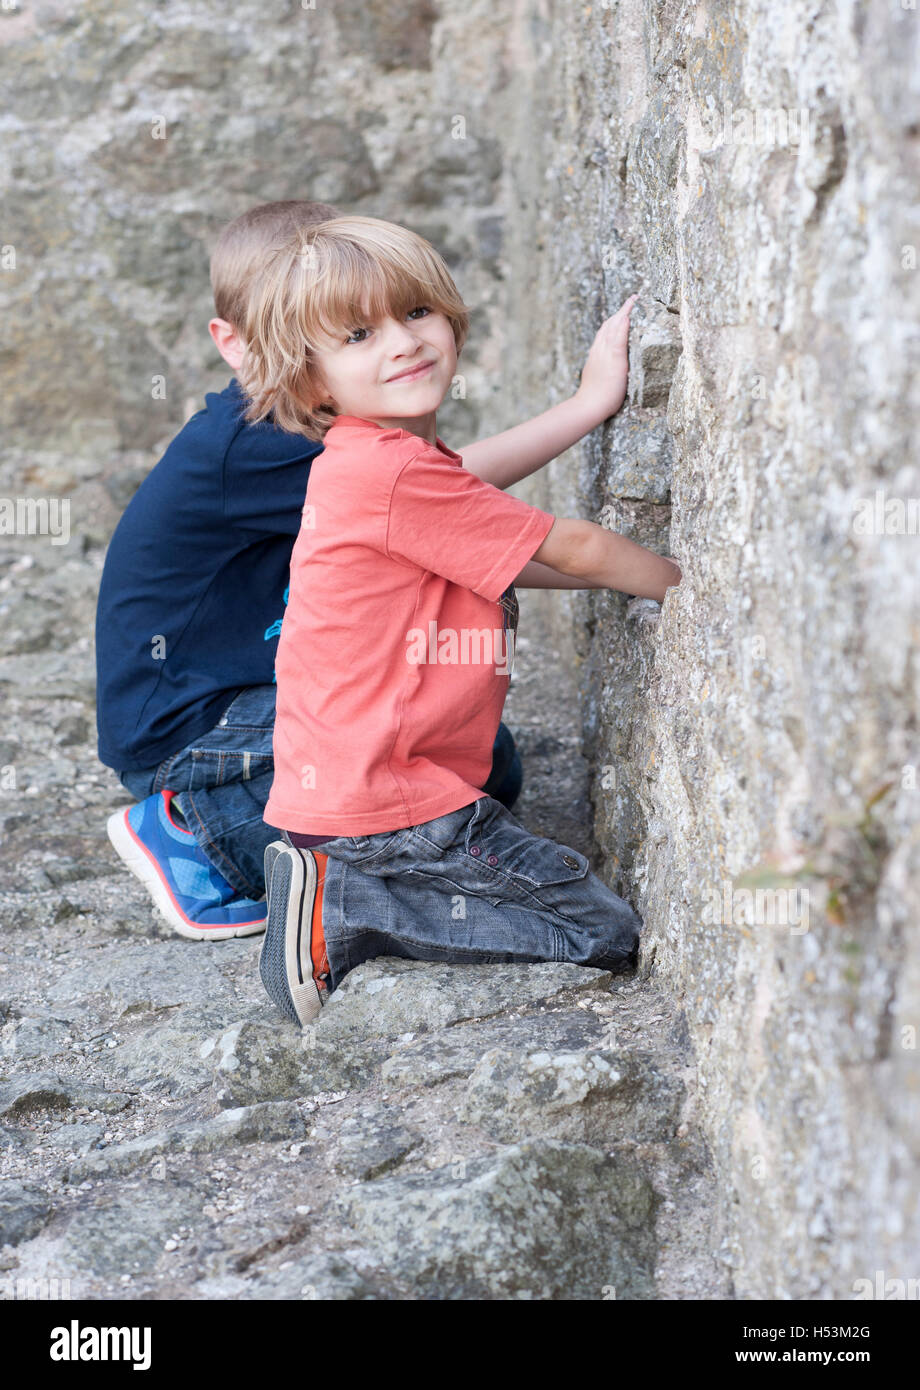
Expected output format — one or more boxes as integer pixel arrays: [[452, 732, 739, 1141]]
[[315, 959, 614, 1041], [0, 1012, 73, 1062], [63, 1103, 310, 1183], [504, 0, 920, 1298], [0, 588, 725, 1299], [0, 1181, 54, 1248], [0, 1072, 131, 1120], [459, 1043, 686, 1146], [335, 1140, 659, 1300], [0, 0, 512, 472]]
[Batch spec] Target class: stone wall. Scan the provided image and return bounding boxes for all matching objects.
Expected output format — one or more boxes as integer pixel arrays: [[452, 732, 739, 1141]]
[[503, 0, 920, 1297], [0, 0, 513, 535]]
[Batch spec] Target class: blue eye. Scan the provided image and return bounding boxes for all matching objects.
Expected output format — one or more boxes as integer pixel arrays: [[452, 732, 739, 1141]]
[[408, 306, 430, 320], [345, 327, 368, 344]]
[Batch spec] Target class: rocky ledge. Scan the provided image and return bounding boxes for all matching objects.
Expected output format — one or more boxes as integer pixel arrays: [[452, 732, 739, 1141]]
[[0, 552, 729, 1299]]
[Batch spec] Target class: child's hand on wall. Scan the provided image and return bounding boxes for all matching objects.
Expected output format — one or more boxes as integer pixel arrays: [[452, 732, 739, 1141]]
[[574, 294, 639, 423], [662, 555, 683, 587]]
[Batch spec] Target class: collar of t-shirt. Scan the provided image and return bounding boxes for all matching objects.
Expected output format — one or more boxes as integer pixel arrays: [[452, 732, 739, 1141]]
[[327, 414, 460, 464]]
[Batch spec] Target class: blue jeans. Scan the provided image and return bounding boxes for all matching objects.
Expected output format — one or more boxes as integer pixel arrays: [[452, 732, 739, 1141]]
[[295, 795, 642, 991], [116, 685, 523, 899]]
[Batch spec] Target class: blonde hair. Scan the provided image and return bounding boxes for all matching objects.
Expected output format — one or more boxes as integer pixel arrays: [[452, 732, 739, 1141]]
[[210, 199, 342, 330], [236, 216, 470, 441]]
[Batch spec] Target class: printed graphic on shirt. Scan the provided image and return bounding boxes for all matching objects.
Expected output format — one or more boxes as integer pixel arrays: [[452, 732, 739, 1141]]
[[263, 583, 289, 683]]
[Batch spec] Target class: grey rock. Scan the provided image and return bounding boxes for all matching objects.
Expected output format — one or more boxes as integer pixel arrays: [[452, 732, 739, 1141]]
[[380, 1006, 609, 1089], [601, 417, 674, 504], [65, 1101, 307, 1182], [318, 959, 613, 1043], [459, 1045, 686, 1145], [108, 1003, 265, 1099], [405, 135, 503, 208], [336, 1140, 659, 1299], [0, 1124, 40, 1152], [44, 1121, 106, 1156], [205, 1019, 385, 1107], [627, 90, 683, 310], [505, 0, 920, 1297], [0, 651, 96, 701], [332, 0, 437, 72], [0, 1180, 54, 1247], [631, 312, 682, 411], [53, 714, 90, 746], [239, 1251, 388, 1301], [48, 1184, 206, 1276], [44, 941, 245, 1012], [42, 858, 113, 888], [0, 1072, 131, 1119], [316, 1104, 422, 1181], [0, 1013, 72, 1061]]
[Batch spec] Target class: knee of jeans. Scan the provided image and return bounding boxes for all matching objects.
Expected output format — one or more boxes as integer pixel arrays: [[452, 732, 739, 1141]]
[[118, 769, 155, 799]]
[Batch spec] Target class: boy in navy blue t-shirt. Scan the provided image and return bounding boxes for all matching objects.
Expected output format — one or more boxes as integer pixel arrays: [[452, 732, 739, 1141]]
[[98, 199, 641, 939]]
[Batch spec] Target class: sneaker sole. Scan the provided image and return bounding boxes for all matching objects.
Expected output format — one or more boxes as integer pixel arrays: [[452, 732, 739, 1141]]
[[259, 846, 325, 1027], [263, 840, 287, 897], [106, 806, 267, 941]]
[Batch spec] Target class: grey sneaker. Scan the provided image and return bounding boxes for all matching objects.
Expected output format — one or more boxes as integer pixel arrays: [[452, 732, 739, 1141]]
[[258, 842, 329, 1027], [263, 840, 288, 898]]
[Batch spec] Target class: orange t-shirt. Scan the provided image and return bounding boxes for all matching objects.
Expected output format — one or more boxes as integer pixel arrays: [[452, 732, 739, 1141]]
[[263, 414, 556, 835]]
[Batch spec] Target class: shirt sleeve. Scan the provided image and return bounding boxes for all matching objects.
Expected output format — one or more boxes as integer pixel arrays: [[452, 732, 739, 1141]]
[[384, 449, 556, 601], [222, 427, 322, 539]]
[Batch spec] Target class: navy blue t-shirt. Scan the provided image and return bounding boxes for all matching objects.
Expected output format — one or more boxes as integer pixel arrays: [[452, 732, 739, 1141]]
[[95, 379, 322, 771]]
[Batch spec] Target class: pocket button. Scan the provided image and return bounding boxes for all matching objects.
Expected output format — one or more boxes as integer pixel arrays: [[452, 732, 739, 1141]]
[[470, 846, 481, 857], [487, 854, 498, 866], [562, 854, 580, 869]]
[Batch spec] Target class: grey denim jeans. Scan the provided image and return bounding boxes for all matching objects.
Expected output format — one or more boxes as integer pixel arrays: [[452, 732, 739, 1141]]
[[295, 794, 642, 991]]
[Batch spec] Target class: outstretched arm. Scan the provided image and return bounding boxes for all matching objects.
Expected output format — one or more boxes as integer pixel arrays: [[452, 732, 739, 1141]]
[[531, 518, 682, 603], [459, 295, 638, 490], [514, 559, 607, 589]]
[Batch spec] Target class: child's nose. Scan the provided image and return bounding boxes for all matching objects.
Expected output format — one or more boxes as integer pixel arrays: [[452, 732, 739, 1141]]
[[383, 317, 422, 352]]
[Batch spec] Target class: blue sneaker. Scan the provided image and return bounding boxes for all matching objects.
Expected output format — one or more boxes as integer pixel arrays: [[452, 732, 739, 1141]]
[[106, 790, 267, 940]]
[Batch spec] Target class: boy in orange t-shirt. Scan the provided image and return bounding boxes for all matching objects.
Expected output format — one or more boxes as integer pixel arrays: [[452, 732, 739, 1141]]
[[238, 217, 682, 1026]]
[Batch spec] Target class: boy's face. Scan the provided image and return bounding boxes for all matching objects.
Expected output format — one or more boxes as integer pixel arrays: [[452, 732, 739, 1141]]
[[309, 304, 458, 443]]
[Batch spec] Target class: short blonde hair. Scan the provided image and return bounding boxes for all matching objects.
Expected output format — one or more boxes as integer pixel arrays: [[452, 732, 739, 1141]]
[[236, 216, 470, 441], [210, 199, 342, 330]]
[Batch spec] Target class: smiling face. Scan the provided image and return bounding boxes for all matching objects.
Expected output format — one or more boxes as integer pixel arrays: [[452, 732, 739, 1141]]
[[308, 303, 459, 444], [236, 216, 470, 443]]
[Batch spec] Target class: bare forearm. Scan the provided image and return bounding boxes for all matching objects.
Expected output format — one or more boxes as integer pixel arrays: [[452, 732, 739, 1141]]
[[459, 394, 610, 490], [532, 519, 682, 602], [513, 559, 607, 589], [460, 299, 638, 490]]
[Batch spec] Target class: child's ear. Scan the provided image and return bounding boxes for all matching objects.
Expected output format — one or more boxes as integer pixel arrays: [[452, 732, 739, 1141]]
[[208, 318, 246, 371]]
